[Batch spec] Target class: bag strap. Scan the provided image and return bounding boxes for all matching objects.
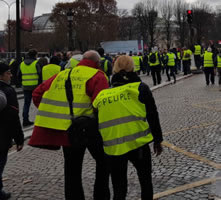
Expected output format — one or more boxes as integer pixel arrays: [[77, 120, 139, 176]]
[[65, 69, 74, 117]]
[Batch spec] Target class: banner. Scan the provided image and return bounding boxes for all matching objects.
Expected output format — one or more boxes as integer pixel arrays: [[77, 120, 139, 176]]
[[21, 0, 37, 32]]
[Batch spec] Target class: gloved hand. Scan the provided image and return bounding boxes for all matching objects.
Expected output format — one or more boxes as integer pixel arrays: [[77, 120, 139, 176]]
[[153, 142, 163, 156]]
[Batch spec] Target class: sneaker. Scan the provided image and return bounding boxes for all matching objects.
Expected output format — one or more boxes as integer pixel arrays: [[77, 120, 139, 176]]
[[0, 191, 11, 200], [23, 120, 34, 127]]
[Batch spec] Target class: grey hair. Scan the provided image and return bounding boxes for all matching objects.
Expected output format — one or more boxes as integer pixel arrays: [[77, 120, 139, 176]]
[[83, 50, 101, 63]]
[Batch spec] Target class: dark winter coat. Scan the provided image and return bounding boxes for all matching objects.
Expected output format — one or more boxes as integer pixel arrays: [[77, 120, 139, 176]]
[[0, 81, 24, 151]]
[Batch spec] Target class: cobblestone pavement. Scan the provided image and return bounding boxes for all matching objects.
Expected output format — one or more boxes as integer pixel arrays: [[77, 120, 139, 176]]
[[3, 72, 221, 200]]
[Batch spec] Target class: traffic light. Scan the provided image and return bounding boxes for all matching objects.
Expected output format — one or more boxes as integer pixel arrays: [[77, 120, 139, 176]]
[[187, 10, 193, 24]]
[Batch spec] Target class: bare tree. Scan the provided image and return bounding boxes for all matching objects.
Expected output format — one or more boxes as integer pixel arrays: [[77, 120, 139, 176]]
[[132, 0, 158, 48], [191, 1, 215, 45], [160, 0, 174, 49], [117, 9, 137, 40], [173, 0, 189, 47], [132, 2, 148, 46]]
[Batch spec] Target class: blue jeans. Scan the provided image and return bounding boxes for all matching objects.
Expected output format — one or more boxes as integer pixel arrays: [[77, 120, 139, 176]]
[[22, 90, 33, 122], [0, 150, 8, 191]]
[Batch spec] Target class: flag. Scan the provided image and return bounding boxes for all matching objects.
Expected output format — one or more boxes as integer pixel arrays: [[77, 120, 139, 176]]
[[21, 0, 37, 32]]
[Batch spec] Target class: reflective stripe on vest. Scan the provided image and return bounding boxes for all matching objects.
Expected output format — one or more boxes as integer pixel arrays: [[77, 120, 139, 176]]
[[167, 53, 175, 66], [204, 52, 214, 67], [132, 56, 140, 72], [35, 66, 98, 130], [93, 82, 153, 156], [194, 45, 201, 55], [42, 64, 61, 81], [20, 60, 39, 86], [217, 56, 221, 68], [149, 52, 160, 66], [70, 58, 79, 68]]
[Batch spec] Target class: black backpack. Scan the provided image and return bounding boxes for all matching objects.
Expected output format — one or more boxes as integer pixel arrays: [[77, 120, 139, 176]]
[[149, 53, 156, 63]]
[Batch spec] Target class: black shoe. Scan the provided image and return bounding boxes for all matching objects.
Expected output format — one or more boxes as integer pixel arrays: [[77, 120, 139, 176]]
[[0, 191, 11, 200], [23, 120, 34, 127]]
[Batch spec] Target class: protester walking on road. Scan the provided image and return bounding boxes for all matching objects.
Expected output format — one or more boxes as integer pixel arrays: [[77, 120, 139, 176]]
[[203, 47, 216, 86], [149, 46, 162, 86], [18, 49, 42, 127], [192, 43, 202, 70], [166, 49, 176, 83], [182, 47, 191, 75], [29, 50, 110, 200], [93, 55, 163, 200], [0, 63, 24, 200]]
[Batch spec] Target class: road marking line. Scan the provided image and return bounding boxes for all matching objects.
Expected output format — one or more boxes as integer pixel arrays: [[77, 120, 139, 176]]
[[163, 122, 217, 136], [192, 104, 221, 112], [193, 99, 221, 104], [153, 177, 221, 199], [192, 99, 221, 111], [162, 141, 221, 169]]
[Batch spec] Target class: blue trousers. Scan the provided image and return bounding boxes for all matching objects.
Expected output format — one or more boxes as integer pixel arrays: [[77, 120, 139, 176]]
[[0, 150, 8, 191], [22, 90, 33, 122]]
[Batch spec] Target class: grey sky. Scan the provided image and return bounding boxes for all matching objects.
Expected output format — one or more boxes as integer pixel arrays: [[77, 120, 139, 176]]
[[0, 0, 219, 30]]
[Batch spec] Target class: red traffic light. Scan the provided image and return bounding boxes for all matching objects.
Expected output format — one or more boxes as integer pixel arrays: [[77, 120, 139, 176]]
[[187, 10, 192, 14]]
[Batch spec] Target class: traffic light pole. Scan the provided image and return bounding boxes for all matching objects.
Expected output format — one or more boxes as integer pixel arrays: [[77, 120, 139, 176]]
[[16, 0, 21, 64], [189, 23, 193, 47]]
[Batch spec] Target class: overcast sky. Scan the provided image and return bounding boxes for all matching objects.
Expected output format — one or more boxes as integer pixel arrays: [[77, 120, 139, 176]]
[[0, 0, 220, 30]]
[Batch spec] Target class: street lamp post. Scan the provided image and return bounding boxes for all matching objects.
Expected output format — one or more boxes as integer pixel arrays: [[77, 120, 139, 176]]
[[67, 8, 74, 51], [0, 0, 16, 54]]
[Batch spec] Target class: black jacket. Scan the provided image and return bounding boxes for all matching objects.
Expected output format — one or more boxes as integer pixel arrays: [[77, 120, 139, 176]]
[[0, 81, 24, 151], [111, 71, 163, 144]]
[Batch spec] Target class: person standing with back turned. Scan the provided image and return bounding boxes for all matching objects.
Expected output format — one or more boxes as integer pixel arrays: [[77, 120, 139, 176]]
[[93, 55, 163, 200], [29, 50, 110, 200], [18, 49, 42, 127]]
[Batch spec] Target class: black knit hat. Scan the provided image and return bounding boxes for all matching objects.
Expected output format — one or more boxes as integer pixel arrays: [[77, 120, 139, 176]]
[[0, 63, 10, 75]]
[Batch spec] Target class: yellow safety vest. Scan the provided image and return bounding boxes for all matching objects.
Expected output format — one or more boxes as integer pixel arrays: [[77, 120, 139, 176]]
[[101, 57, 108, 73], [70, 58, 80, 68], [204, 52, 214, 67], [182, 50, 190, 61], [167, 53, 175, 66], [217, 56, 221, 68], [42, 64, 61, 81], [149, 52, 160, 66], [93, 82, 153, 156], [20, 60, 39, 86], [194, 45, 201, 55], [35, 66, 98, 130], [177, 52, 181, 60], [132, 56, 140, 72]]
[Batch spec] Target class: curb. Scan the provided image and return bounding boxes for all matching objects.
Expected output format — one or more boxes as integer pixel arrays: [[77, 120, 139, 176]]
[[150, 74, 193, 92]]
